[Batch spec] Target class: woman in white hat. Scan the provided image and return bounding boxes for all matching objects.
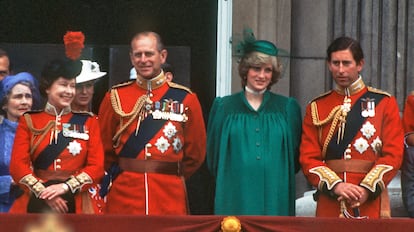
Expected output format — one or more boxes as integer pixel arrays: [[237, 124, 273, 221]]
[[71, 59, 107, 213], [71, 60, 106, 112]]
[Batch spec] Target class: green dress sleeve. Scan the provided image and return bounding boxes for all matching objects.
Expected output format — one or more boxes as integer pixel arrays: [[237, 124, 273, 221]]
[[206, 97, 223, 176], [286, 97, 303, 173]]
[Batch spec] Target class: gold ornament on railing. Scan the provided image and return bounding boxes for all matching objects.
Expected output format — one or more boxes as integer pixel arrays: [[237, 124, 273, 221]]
[[220, 216, 241, 232]]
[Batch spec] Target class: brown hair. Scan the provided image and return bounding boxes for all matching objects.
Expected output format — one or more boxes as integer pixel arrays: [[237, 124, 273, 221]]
[[238, 51, 282, 89]]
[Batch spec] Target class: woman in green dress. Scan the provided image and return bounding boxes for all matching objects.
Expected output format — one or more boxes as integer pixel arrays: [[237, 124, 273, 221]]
[[206, 33, 302, 215]]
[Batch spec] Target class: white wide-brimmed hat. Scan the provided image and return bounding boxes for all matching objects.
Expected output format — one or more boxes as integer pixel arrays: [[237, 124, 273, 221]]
[[76, 60, 106, 84]]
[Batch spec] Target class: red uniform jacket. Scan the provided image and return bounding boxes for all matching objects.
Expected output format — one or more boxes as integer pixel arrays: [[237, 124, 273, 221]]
[[9, 110, 104, 213], [300, 82, 404, 218], [98, 76, 206, 215]]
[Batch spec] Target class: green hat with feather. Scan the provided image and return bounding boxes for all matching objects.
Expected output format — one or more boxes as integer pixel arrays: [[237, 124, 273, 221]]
[[234, 28, 279, 57]]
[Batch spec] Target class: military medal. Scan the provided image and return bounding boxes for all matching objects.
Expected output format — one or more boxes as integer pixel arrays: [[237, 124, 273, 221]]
[[360, 121, 376, 139], [371, 136, 382, 154], [155, 136, 170, 153], [152, 99, 188, 122], [163, 122, 177, 139], [67, 140, 82, 156], [361, 98, 375, 118], [172, 137, 183, 153], [62, 123, 90, 140], [353, 137, 369, 154]]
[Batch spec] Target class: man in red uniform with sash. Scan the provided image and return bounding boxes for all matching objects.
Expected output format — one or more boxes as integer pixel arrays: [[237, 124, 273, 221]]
[[98, 31, 206, 215], [300, 36, 404, 218]]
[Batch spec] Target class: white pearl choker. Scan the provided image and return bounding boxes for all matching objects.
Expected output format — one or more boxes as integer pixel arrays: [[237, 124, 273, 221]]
[[245, 86, 266, 95]]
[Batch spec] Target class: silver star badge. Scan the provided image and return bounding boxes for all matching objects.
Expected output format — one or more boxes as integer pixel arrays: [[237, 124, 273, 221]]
[[67, 140, 82, 156]]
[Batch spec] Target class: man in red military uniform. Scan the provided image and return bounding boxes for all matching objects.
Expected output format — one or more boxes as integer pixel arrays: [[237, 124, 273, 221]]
[[300, 36, 404, 218], [98, 31, 206, 215]]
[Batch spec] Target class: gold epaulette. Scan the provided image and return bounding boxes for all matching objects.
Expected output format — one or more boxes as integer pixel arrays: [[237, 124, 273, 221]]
[[410, 90, 414, 96], [167, 81, 193, 94], [309, 90, 332, 103], [111, 80, 135, 89], [367, 86, 391, 97], [72, 110, 94, 116]]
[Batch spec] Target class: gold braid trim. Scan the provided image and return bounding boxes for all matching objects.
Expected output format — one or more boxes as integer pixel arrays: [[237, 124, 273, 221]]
[[360, 164, 393, 192], [19, 174, 46, 197], [65, 172, 93, 193], [311, 102, 342, 159], [309, 166, 342, 190], [110, 88, 148, 147], [24, 114, 55, 155], [367, 86, 391, 97]]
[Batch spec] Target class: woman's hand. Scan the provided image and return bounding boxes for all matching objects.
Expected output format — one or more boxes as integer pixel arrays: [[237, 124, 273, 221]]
[[39, 183, 69, 200], [44, 196, 69, 213], [38, 183, 70, 213]]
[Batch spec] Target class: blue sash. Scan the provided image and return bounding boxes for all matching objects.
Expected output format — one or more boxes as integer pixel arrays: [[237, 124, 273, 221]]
[[325, 91, 385, 160], [33, 114, 89, 170]]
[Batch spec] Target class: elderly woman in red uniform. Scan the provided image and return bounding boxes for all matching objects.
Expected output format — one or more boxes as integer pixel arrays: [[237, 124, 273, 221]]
[[300, 37, 404, 218], [9, 58, 104, 214]]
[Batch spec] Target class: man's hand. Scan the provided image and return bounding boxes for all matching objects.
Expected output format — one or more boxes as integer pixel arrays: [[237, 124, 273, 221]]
[[333, 182, 369, 207]]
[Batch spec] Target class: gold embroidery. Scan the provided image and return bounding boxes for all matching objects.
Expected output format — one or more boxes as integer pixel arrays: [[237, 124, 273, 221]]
[[65, 172, 93, 193], [360, 164, 393, 192], [309, 166, 342, 190], [19, 174, 45, 197]]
